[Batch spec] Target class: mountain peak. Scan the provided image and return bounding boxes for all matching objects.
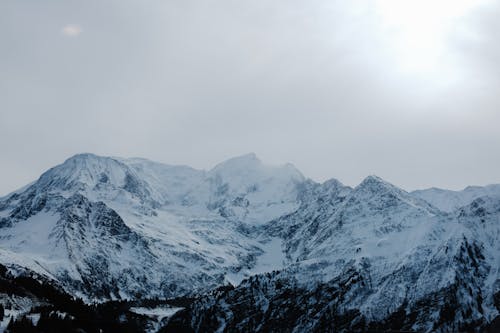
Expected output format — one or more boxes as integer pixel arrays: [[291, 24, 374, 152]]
[[65, 152, 101, 161], [34, 153, 132, 194], [57, 153, 122, 173], [351, 175, 408, 204], [349, 174, 441, 216], [210, 153, 304, 179], [238, 152, 259, 160], [356, 175, 396, 192], [211, 153, 261, 172], [62, 152, 116, 166]]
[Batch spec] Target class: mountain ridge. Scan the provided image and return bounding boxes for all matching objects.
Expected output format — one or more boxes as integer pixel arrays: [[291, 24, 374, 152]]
[[1, 153, 499, 332]]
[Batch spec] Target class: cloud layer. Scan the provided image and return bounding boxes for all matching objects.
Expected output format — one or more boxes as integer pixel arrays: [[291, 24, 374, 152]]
[[0, 0, 499, 195]]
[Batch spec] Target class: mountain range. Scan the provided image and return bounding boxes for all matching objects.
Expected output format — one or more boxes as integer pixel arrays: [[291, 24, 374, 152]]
[[0, 153, 499, 332]]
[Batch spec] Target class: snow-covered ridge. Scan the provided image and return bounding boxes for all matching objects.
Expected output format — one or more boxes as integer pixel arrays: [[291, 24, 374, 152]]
[[6, 153, 305, 223]]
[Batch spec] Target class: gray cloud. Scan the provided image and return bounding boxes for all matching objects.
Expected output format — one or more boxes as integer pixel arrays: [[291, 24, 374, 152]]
[[1, 0, 499, 195]]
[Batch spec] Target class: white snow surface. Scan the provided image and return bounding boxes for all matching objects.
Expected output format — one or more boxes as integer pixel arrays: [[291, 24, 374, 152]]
[[129, 306, 183, 319], [129, 305, 183, 332]]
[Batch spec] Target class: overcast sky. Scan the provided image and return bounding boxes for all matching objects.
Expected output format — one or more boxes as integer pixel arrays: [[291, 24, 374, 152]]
[[1, 0, 499, 195]]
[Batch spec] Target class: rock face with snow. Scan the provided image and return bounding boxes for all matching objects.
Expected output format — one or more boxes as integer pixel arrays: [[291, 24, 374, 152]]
[[0, 153, 499, 332]]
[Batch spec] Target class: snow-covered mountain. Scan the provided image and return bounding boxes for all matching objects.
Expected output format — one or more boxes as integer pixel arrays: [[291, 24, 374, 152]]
[[0, 153, 304, 301], [0, 153, 499, 332]]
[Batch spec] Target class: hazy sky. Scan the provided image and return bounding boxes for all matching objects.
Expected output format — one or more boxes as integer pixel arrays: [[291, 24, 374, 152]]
[[1, 0, 499, 195]]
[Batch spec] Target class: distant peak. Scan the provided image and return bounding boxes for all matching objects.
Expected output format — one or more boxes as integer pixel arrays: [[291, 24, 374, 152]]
[[64, 153, 107, 163], [211, 153, 262, 171], [364, 175, 384, 182], [356, 175, 400, 193], [59, 153, 122, 170], [208, 153, 305, 183], [68, 152, 97, 159], [33, 153, 131, 191], [227, 153, 260, 163], [360, 175, 385, 185]]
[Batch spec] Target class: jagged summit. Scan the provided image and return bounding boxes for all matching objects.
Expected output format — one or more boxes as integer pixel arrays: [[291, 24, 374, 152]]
[[349, 174, 439, 215], [351, 174, 410, 207], [355, 174, 401, 192]]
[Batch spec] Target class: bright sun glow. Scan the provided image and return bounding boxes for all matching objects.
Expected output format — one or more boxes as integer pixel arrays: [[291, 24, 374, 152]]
[[374, 0, 488, 77]]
